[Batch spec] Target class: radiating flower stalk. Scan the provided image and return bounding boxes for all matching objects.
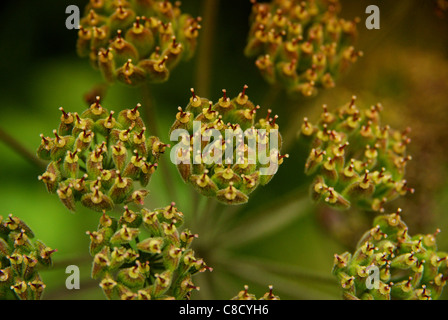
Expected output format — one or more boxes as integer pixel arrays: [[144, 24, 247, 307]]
[[86, 203, 211, 300], [333, 210, 448, 300], [231, 285, 280, 300], [245, 0, 362, 97], [36, 97, 168, 212], [0, 214, 55, 300], [77, 0, 201, 86], [169, 86, 288, 205], [299, 96, 414, 212]]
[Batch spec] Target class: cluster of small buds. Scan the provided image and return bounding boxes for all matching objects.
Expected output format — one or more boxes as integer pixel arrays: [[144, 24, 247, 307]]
[[332, 210, 448, 300], [231, 285, 280, 300], [86, 203, 211, 300], [77, 0, 201, 86], [0, 214, 55, 300], [245, 0, 362, 97], [299, 96, 414, 212], [169, 86, 288, 205], [36, 97, 168, 212]]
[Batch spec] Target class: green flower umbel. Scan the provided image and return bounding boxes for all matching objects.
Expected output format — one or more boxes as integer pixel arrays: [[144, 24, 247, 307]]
[[86, 203, 212, 300], [299, 96, 414, 212], [0, 214, 55, 300], [169, 86, 288, 205], [37, 98, 168, 212], [332, 210, 448, 300], [77, 0, 201, 86], [245, 0, 361, 97]]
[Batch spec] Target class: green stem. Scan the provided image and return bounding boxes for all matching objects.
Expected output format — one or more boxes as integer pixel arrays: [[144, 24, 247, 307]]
[[214, 253, 338, 299], [281, 95, 313, 153], [194, 0, 220, 97], [205, 202, 241, 240], [197, 197, 219, 232], [261, 84, 281, 111], [141, 83, 159, 137], [190, 191, 206, 231], [188, 0, 220, 224], [158, 156, 179, 202], [190, 191, 200, 221], [214, 188, 311, 249], [0, 127, 46, 170], [140, 83, 179, 202], [199, 201, 228, 244], [232, 255, 336, 285]]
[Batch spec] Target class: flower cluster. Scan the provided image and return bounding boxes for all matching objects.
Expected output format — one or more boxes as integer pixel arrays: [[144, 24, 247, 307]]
[[77, 0, 201, 86], [86, 203, 211, 300], [231, 285, 280, 300], [0, 214, 55, 300], [244, 0, 362, 96], [37, 97, 168, 212], [169, 86, 288, 205], [332, 211, 448, 300], [299, 96, 414, 212]]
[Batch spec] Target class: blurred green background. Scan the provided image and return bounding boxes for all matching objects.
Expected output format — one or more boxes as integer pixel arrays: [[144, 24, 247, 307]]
[[0, 0, 447, 300]]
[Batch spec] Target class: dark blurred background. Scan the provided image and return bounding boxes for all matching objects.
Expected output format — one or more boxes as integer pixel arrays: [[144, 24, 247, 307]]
[[0, 0, 447, 300]]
